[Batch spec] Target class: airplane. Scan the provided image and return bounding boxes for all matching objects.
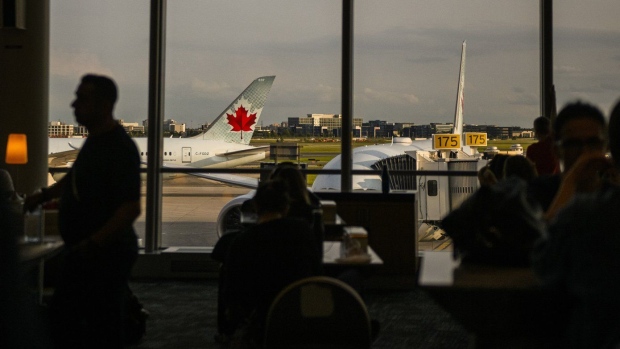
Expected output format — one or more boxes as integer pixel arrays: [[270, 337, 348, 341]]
[[311, 41, 469, 192], [216, 41, 486, 239], [48, 76, 276, 187]]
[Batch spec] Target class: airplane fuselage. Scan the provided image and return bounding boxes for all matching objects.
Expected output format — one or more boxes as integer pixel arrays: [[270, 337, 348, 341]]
[[48, 137, 265, 169]]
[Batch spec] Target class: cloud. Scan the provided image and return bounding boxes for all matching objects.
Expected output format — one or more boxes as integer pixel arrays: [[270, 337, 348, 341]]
[[190, 78, 233, 97], [361, 88, 420, 105], [315, 84, 340, 103], [50, 49, 114, 78], [599, 81, 620, 91], [505, 87, 538, 106], [555, 65, 579, 74]]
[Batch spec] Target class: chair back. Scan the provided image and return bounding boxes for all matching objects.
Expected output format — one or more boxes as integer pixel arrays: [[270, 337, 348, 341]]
[[264, 276, 371, 349], [0, 169, 14, 200]]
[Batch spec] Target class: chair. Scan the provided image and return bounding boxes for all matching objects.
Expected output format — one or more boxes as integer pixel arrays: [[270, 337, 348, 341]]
[[0, 169, 15, 200], [263, 276, 372, 349]]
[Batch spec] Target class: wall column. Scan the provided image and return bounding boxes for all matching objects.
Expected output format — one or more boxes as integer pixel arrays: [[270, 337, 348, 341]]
[[0, 0, 50, 194]]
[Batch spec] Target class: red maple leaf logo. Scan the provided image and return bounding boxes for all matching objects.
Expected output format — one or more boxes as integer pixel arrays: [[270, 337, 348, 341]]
[[226, 105, 257, 140]]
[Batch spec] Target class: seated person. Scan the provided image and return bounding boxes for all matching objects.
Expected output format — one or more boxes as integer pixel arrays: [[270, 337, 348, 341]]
[[531, 99, 620, 348], [236, 162, 322, 228], [477, 154, 509, 186], [222, 179, 322, 345], [479, 155, 538, 186], [268, 162, 320, 217], [503, 155, 538, 183], [528, 101, 607, 212], [236, 162, 324, 253], [268, 162, 324, 256]]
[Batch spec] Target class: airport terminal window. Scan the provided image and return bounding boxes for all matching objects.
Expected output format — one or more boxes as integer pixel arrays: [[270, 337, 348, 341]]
[[161, 2, 341, 247], [49, 1, 537, 250], [51, 2, 617, 251], [354, 1, 538, 128], [553, 2, 620, 113], [49, 0, 150, 243]]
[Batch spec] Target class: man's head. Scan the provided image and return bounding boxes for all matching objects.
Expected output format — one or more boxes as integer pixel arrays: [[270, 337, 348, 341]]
[[533, 116, 551, 139], [553, 101, 607, 173], [71, 74, 117, 129]]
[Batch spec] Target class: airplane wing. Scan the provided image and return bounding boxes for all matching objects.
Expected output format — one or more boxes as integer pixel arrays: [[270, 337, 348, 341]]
[[188, 172, 258, 189], [158, 162, 259, 189], [214, 146, 269, 157], [48, 149, 79, 167]]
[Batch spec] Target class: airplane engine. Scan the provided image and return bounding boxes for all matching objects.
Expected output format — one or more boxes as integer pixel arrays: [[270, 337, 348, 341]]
[[216, 190, 255, 237]]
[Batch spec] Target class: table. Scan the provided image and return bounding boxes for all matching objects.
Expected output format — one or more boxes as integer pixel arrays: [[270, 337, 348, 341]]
[[322, 241, 383, 265], [418, 251, 569, 348], [18, 237, 65, 304]]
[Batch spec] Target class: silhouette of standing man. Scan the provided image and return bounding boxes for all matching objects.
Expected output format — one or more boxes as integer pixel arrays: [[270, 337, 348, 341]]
[[25, 74, 141, 348]]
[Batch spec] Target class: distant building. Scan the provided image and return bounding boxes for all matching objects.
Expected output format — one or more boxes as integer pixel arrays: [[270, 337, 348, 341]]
[[288, 114, 363, 137], [409, 123, 453, 139], [463, 124, 528, 139], [432, 123, 454, 134], [169, 123, 186, 133], [49, 120, 155, 137], [48, 121, 75, 137], [164, 119, 186, 133], [395, 123, 415, 137], [48, 121, 89, 137], [121, 121, 145, 133], [520, 130, 534, 138], [361, 120, 396, 138], [75, 125, 88, 136]]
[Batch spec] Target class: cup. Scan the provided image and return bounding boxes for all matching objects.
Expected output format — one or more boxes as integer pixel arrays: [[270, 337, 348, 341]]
[[23, 207, 44, 243], [344, 226, 368, 253]]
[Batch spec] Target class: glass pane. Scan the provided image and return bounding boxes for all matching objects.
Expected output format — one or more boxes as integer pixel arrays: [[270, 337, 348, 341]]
[[49, 0, 150, 243], [554, 0, 620, 115], [355, 0, 539, 128], [165, 1, 341, 246], [50, 1, 150, 125]]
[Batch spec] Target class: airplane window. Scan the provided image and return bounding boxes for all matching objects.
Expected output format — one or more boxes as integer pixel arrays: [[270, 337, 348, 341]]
[[428, 180, 438, 196]]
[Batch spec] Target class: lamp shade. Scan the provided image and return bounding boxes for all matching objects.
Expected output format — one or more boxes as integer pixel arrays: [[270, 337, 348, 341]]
[[5, 133, 28, 164]]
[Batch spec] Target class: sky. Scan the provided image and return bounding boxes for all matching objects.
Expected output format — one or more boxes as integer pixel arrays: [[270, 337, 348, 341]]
[[49, 0, 620, 129]]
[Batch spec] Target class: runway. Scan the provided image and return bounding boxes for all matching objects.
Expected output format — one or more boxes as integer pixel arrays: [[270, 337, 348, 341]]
[[135, 175, 252, 247]]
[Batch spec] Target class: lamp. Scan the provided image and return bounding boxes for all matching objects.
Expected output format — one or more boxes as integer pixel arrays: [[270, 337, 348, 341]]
[[5, 133, 28, 164]]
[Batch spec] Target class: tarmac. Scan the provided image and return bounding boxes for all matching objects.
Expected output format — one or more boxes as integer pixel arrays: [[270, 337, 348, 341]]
[[135, 173, 452, 253], [135, 175, 252, 247]]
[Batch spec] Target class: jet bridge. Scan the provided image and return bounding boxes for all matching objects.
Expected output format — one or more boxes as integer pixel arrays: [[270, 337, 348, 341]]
[[407, 149, 482, 226], [370, 148, 482, 224]]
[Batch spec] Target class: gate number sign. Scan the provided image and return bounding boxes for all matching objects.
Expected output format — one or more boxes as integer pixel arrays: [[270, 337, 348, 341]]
[[464, 132, 487, 146], [433, 134, 461, 149]]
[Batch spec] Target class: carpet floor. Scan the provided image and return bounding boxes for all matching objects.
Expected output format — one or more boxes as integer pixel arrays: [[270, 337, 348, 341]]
[[129, 279, 469, 349]]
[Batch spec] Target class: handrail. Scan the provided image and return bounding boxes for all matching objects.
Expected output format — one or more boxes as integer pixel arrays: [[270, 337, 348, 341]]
[[48, 167, 478, 177]]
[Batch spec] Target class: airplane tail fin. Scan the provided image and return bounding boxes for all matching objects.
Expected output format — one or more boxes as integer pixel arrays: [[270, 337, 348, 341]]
[[191, 76, 275, 144], [452, 41, 466, 135]]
